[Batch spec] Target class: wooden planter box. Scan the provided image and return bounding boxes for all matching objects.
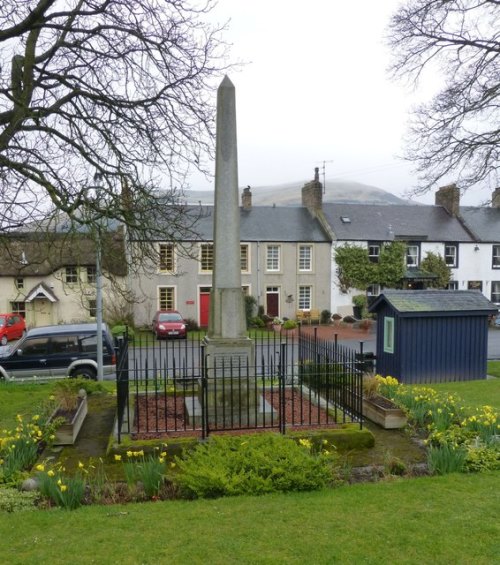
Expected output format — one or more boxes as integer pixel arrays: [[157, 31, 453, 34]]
[[363, 396, 407, 429], [51, 394, 88, 445]]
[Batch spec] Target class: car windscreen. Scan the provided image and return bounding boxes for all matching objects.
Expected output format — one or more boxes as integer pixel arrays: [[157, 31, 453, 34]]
[[159, 313, 182, 322]]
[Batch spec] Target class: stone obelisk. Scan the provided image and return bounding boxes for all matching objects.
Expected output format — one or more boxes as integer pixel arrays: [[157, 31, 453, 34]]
[[202, 76, 256, 425]]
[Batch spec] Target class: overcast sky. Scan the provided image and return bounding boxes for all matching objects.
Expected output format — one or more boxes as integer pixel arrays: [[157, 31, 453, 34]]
[[188, 0, 491, 206]]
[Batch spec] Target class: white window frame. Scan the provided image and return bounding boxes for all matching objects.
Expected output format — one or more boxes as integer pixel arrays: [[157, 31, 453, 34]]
[[158, 286, 176, 311], [199, 243, 214, 273], [384, 316, 395, 353], [159, 243, 176, 273], [444, 244, 457, 267], [298, 245, 313, 272], [298, 285, 312, 310], [406, 245, 419, 267], [240, 244, 250, 273], [491, 282, 500, 304], [368, 243, 380, 263], [86, 266, 96, 284], [266, 245, 281, 272], [65, 266, 78, 284], [492, 245, 500, 269]]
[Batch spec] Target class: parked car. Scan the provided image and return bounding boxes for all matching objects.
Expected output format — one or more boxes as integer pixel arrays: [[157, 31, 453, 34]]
[[0, 313, 26, 346], [152, 310, 187, 339], [0, 323, 116, 382]]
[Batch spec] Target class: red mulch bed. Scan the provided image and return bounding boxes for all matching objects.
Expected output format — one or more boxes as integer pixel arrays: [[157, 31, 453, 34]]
[[132, 389, 342, 440]]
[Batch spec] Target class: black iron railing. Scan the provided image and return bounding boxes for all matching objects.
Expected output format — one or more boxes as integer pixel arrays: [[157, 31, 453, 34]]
[[115, 328, 366, 442]]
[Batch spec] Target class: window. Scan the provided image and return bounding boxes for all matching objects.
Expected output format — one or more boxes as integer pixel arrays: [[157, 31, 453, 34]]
[[468, 280, 483, 292], [444, 244, 458, 267], [491, 282, 500, 304], [88, 299, 97, 318], [493, 245, 500, 268], [86, 267, 96, 284], [159, 243, 175, 272], [383, 317, 395, 353], [65, 266, 78, 284], [11, 302, 26, 318], [241, 285, 250, 296], [266, 245, 280, 271], [20, 338, 49, 356], [15, 277, 24, 289], [200, 244, 214, 272], [447, 281, 459, 290], [298, 245, 312, 271], [298, 286, 312, 310], [240, 244, 249, 272], [406, 245, 419, 267], [366, 284, 381, 296], [368, 243, 380, 263], [159, 287, 175, 310]]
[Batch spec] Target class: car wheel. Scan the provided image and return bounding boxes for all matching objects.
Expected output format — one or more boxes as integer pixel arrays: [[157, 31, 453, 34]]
[[0, 335, 8, 346], [71, 367, 97, 380]]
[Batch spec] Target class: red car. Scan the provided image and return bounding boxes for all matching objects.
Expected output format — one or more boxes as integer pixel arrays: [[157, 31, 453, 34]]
[[152, 310, 187, 339], [0, 313, 26, 346]]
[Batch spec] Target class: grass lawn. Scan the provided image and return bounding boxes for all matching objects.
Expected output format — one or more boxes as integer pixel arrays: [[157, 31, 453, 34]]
[[431, 374, 500, 410], [0, 472, 498, 564], [1, 378, 499, 564]]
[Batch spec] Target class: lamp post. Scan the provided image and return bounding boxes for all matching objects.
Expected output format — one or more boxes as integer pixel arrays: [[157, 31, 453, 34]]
[[93, 172, 104, 381]]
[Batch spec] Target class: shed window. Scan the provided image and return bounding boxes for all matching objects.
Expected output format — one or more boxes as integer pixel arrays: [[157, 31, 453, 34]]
[[383, 317, 395, 354]]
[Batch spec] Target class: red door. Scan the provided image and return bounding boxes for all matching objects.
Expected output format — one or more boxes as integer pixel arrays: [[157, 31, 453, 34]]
[[199, 288, 211, 328], [266, 288, 279, 318]]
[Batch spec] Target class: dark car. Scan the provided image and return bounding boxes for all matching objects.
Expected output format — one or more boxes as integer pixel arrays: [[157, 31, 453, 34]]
[[152, 310, 187, 339], [0, 313, 26, 346], [0, 323, 116, 382]]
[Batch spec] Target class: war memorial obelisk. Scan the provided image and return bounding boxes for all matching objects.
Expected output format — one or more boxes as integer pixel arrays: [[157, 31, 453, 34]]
[[202, 76, 257, 425]]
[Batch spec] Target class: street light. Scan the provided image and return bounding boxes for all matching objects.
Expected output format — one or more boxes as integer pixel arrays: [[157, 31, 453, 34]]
[[93, 172, 104, 381]]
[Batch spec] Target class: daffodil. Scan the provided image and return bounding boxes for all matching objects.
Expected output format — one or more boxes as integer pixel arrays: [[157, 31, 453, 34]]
[[114, 454, 122, 461]]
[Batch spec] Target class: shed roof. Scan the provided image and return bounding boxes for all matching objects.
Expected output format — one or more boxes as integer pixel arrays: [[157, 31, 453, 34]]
[[369, 290, 497, 315]]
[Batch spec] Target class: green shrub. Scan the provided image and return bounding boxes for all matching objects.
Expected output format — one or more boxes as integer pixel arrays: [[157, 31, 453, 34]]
[[111, 324, 135, 341], [320, 310, 331, 324], [282, 319, 297, 330], [172, 434, 337, 499], [249, 316, 265, 328], [464, 445, 500, 473], [0, 487, 39, 513]]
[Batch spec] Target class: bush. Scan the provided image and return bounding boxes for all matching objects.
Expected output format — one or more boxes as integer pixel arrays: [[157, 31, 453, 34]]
[[173, 434, 336, 499], [183, 318, 199, 332], [249, 316, 265, 328], [320, 310, 331, 325], [282, 319, 297, 330], [111, 324, 135, 341], [245, 295, 257, 328]]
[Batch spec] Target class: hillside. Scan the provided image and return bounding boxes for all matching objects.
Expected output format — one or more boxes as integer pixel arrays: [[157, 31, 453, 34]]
[[184, 179, 411, 206]]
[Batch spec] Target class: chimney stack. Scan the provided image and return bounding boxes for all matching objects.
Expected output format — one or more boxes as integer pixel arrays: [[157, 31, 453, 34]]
[[435, 183, 460, 217], [302, 167, 323, 214], [492, 188, 500, 208], [241, 185, 252, 210]]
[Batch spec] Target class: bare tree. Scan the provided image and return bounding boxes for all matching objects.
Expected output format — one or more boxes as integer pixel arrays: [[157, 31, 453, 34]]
[[0, 0, 228, 262], [387, 0, 499, 194]]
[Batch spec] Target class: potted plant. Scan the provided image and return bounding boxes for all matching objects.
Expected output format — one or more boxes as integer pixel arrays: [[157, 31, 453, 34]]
[[49, 380, 88, 445], [272, 317, 283, 331], [282, 319, 298, 334], [362, 375, 407, 429]]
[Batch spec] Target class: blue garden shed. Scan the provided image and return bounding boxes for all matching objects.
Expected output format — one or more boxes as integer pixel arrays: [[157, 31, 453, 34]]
[[369, 290, 497, 384]]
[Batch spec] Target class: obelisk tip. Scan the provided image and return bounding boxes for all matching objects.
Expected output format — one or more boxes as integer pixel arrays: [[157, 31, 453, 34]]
[[219, 75, 234, 89]]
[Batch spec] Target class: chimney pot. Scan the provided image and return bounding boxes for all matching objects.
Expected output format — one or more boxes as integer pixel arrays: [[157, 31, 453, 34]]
[[241, 185, 252, 210]]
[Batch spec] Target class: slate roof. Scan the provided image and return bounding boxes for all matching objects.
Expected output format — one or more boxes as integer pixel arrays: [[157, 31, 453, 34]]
[[369, 290, 497, 314], [169, 205, 331, 242], [459, 207, 500, 242], [322, 203, 474, 242]]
